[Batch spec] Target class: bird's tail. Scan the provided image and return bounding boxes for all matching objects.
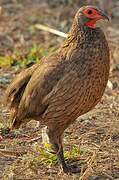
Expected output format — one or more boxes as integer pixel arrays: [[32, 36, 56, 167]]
[[5, 63, 38, 109], [11, 117, 22, 130], [5, 63, 39, 129]]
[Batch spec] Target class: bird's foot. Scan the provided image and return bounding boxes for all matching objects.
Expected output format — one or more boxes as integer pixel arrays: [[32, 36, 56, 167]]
[[63, 163, 80, 174]]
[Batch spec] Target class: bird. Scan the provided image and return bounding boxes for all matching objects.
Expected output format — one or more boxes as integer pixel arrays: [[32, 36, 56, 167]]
[[5, 6, 110, 173]]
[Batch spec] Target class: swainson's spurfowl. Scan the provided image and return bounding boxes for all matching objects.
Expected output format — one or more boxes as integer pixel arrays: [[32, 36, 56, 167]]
[[5, 6, 110, 173]]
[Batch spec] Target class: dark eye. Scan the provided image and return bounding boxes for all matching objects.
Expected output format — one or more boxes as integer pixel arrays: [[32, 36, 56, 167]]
[[87, 10, 93, 14]]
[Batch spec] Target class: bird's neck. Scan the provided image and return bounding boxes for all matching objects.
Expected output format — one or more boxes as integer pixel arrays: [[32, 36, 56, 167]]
[[68, 20, 103, 42], [60, 20, 103, 55]]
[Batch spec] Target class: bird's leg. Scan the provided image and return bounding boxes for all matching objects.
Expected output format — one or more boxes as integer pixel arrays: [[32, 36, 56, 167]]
[[47, 130, 68, 172], [47, 129, 80, 173], [52, 142, 68, 172]]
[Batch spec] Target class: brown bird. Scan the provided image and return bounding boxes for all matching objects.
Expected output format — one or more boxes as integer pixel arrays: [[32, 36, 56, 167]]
[[5, 6, 110, 173]]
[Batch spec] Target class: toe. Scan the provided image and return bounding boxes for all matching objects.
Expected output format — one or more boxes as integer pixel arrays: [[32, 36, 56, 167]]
[[63, 164, 80, 174]]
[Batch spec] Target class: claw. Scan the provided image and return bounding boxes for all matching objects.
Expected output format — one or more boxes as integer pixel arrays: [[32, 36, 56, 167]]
[[63, 164, 81, 174]]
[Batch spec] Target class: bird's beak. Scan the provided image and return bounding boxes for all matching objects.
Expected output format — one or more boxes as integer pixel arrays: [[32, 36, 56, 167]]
[[98, 11, 110, 21]]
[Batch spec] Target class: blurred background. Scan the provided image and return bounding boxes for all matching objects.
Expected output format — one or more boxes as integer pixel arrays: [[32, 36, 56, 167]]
[[0, 1, 119, 179], [0, 0, 118, 56]]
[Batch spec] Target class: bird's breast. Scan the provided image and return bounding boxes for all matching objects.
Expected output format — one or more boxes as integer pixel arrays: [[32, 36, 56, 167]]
[[70, 51, 109, 119], [61, 40, 110, 121]]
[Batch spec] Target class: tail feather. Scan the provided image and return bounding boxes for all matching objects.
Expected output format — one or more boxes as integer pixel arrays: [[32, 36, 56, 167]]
[[5, 63, 39, 129], [5, 63, 39, 108], [11, 117, 22, 130]]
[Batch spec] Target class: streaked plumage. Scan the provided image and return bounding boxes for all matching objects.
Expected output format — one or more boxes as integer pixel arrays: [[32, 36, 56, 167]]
[[5, 6, 110, 173]]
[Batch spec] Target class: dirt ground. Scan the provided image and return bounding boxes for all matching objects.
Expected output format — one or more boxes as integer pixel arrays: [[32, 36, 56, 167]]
[[0, 0, 119, 179]]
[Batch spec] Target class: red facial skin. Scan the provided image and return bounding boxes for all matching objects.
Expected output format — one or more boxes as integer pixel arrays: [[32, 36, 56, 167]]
[[83, 8, 104, 28]]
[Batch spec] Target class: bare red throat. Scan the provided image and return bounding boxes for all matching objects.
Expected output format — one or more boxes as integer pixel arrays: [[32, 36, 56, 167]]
[[85, 20, 97, 28]]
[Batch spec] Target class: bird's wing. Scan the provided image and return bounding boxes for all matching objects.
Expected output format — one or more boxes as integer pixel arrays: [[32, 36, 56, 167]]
[[16, 52, 66, 120]]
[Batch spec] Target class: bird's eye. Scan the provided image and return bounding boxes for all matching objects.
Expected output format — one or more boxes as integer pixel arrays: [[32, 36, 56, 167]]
[[87, 10, 93, 15]]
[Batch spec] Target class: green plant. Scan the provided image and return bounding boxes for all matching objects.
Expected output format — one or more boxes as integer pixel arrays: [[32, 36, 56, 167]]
[[34, 143, 81, 166], [0, 44, 55, 68]]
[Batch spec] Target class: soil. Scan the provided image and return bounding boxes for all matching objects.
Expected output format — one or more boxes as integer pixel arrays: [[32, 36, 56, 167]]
[[0, 1, 119, 179]]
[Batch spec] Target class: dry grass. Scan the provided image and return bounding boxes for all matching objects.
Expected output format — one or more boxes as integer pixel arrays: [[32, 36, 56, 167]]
[[1, 92, 119, 179]]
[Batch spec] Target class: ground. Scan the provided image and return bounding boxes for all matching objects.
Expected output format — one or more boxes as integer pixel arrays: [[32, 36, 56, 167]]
[[0, 0, 119, 179]]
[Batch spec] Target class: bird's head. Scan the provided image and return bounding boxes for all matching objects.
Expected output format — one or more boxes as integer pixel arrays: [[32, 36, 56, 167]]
[[75, 6, 110, 29]]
